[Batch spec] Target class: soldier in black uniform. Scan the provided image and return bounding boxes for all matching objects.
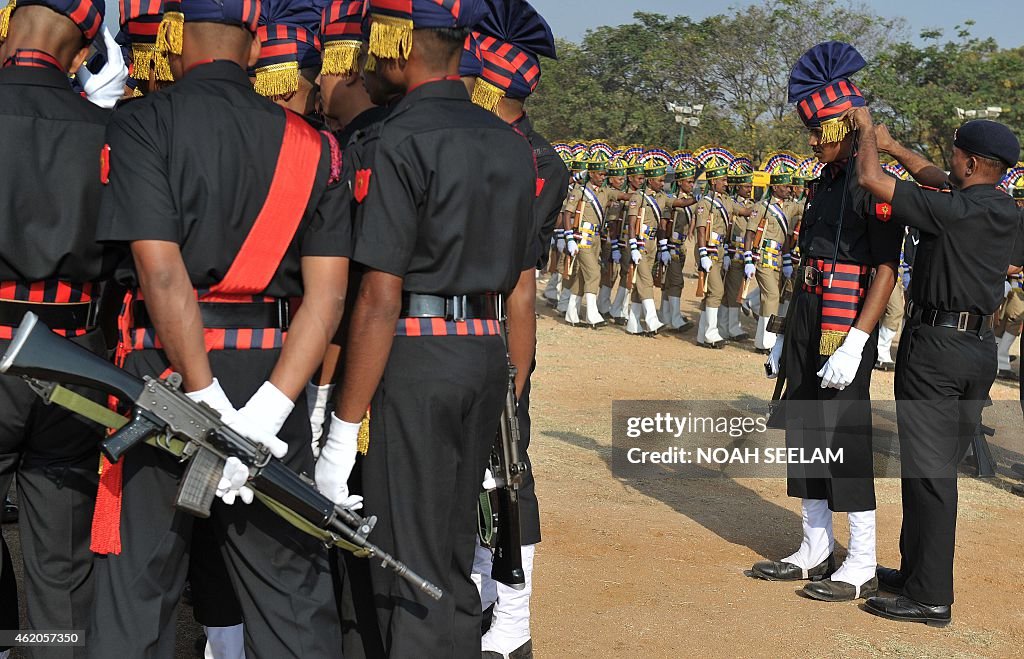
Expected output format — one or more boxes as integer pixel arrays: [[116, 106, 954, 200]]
[[752, 42, 902, 603], [0, 0, 110, 647], [89, 0, 349, 655], [848, 111, 1024, 626], [470, 1, 566, 657], [324, 0, 536, 654]]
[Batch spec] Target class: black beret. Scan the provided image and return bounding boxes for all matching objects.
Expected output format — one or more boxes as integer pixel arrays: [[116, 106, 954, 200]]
[[953, 119, 1021, 167]]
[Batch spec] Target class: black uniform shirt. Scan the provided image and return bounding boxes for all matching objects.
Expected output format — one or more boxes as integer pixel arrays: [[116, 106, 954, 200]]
[[97, 61, 349, 297], [892, 179, 1023, 314], [801, 161, 903, 267], [352, 79, 535, 295], [0, 64, 113, 282], [334, 103, 392, 150], [511, 112, 568, 270]]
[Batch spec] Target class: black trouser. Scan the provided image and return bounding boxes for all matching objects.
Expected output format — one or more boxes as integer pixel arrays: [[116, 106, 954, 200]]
[[894, 319, 995, 606], [517, 372, 540, 545], [0, 329, 104, 659], [86, 348, 340, 659], [362, 335, 507, 658], [779, 286, 878, 512], [187, 515, 243, 628]]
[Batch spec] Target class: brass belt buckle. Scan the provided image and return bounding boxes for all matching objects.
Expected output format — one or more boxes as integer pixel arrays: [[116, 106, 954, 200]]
[[803, 267, 820, 287], [451, 295, 467, 323], [956, 311, 970, 332]]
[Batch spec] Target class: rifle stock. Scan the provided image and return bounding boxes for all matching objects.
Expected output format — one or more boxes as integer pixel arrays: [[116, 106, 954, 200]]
[[0, 312, 443, 601], [488, 358, 526, 588]]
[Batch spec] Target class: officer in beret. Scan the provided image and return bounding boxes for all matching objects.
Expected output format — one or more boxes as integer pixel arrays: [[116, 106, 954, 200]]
[[850, 111, 1024, 627]]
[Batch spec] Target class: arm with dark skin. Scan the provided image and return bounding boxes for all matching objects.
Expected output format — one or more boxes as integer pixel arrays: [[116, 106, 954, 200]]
[[506, 269, 536, 398], [335, 270, 401, 424], [849, 108, 898, 204], [873, 123, 950, 189], [853, 262, 898, 334]]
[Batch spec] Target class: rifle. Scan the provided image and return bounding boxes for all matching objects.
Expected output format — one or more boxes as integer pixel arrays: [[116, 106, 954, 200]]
[[480, 318, 527, 589], [0, 312, 442, 600], [740, 191, 774, 304], [562, 183, 586, 278], [695, 188, 718, 299], [627, 187, 647, 289]]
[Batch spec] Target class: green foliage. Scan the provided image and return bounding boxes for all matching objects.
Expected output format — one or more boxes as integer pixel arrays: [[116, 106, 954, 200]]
[[529, 0, 1024, 168]]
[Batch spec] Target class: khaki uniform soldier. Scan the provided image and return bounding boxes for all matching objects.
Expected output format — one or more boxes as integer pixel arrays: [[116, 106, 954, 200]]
[[597, 155, 629, 317], [694, 146, 751, 347], [625, 149, 696, 335], [745, 152, 801, 352], [563, 143, 616, 328], [661, 151, 699, 331], [997, 172, 1024, 378], [544, 144, 575, 305], [723, 156, 755, 340], [555, 148, 590, 314], [612, 147, 648, 325]]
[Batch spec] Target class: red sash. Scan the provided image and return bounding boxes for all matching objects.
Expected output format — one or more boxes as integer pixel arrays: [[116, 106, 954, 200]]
[[92, 111, 323, 555]]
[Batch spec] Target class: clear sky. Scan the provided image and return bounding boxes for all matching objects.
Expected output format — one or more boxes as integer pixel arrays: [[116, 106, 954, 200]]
[[530, 0, 1020, 47]]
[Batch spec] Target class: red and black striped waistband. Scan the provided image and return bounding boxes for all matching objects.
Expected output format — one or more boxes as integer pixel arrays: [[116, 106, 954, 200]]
[[395, 318, 502, 337], [0, 280, 97, 339], [799, 260, 870, 296]]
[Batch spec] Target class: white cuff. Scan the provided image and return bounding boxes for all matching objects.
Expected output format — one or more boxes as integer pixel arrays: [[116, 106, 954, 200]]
[[842, 327, 870, 354], [185, 378, 234, 416], [324, 412, 361, 451], [246, 382, 295, 435]]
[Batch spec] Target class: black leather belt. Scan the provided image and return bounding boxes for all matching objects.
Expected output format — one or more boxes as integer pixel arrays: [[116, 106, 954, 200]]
[[132, 299, 290, 330], [400, 293, 502, 321], [908, 302, 993, 333], [0, 299, 100, 329]]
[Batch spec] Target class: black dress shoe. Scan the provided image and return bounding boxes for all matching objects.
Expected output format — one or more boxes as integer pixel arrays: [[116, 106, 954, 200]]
[[612, 317, 627, 326], [701, 340, 724, 350], [754, 348, 771, 355], [864, 595, 951, 628], [483, 639, 533, 659], [586, 321, 607, 330], [2, 497, 17, 524], [803, 576, 878, 602], [1011, 463, 1024, 479], [728, 333, 750, 342], [875, 566, 906, 595], [1012, 482, 1024, 498], [874, 360, 895, 372], [750, 553, 835, 581]]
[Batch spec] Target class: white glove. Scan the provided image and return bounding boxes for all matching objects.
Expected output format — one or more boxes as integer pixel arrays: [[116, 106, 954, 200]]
[[744, 263, 756, 278], [631, 248, 642, 265], [816, 327, 870, 390], [765, 337, 784, 379], [782, 264, 794, 280], [700, 256, 713, 272], [659, 250, 671, 265], [556, 237, 566, 252], [611, 249, 621, 264], [722, 255, 732, 272], [186, 378, 236, 417], [566, 239, 579, 256], [216, 457, 254, 506], [1005, 280, 1012, 298], [230, 382, 292, 458], [305, 382, 334, 458], [76, 27, 128, 109], [315, 413, 364, 509]]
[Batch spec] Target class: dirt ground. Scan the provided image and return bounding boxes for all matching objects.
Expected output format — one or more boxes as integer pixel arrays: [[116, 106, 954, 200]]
[[3, 263, 1023, 658], [528, 268, 1024, 659]]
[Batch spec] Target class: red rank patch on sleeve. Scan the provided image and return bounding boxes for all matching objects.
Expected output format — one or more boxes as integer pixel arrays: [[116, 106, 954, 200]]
[[100, 144, 110, 185], [536, 178, 545, 197], [875, 202, 892, 222], [354, 169, 371, 203]]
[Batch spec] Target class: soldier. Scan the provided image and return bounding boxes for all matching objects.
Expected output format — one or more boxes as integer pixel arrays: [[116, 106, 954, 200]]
[[563, 143, 616, 328], [852, 111, 1024, 628], [542, 144, 573, 306], [117, 0, 175, 97], [610, 145, 646, 325], [722, 156, 755, 341], [555, 146, 589, 314], [325, 0, 537, 653], [624, 149, 697, 336], [661, 151, 698, 331], [0, 0, 110, 647], [745, 152, 802, 354], [694, 146, 752, 348], [90, 0, 349, 654], [753, 42, 901, 603], [470, 4, 565, 655], [597, 154, 628, 318], [996, 166, 1024, 378], [318, 0, 387, 139], [252, 0, 322, 116]]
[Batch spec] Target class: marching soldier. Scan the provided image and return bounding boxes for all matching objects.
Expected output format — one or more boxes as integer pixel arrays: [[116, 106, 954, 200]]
[[611, 146, 647, 325], [90, 0, 349, 654], [625, 150, 697, 336], [252, 0, 323, 114], [327, 0, 537, 652], [470, 4, 566, 654], [0, 0, 111, 647], [996, 167, 1024, 378], [118, 0, 175, 97], [722, 156, 755, 341], [661, 151, 698, 331], [563, 143, 616, 329], [745, 152, 802, 354], [597, 154, 628, 318], [555, 147, 589, 314], [753, 42, 901, 603], [694, 146, 752, 348]]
